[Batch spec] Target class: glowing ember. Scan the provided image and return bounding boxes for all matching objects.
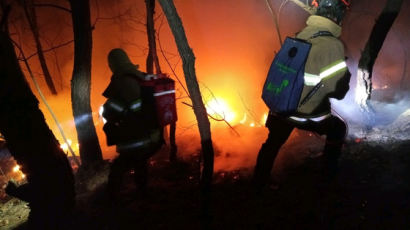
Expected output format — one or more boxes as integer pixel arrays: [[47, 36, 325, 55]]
[[205, 97, 236, 123], [239, 114, 247, 124], [60, 139, 73, 152], [250, 123, 255, 127], [261, 113, 268, 125], [13, 165, 20, 172]]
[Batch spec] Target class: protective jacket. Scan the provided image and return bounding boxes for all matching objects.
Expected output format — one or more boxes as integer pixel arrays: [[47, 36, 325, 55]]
[[294, 15, 350, 118], [102, 49, 161, 151]]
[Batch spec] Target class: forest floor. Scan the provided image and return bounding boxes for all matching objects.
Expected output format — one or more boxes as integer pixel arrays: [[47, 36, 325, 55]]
[[1, 129, 410, 230]]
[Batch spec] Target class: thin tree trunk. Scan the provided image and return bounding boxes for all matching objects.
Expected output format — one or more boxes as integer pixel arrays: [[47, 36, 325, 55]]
[[157, 2, 214, 226], [355, 0, 404, 109], [69, 0, 103, 167], [146, 0, 177, 162], [146, 0, 161, 74], [158, 0, 214, 190], [23, 0, 57, 95], [0, 12, 74, 228]]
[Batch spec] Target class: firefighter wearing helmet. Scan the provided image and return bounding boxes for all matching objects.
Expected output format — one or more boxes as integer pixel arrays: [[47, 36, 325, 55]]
[[102, 48, 163, 201], [253, 0, 351, 190]]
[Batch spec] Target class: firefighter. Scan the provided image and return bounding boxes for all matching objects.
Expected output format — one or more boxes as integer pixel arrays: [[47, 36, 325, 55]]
[[102, 48, 163, 201], [253, 0, 351, 189]]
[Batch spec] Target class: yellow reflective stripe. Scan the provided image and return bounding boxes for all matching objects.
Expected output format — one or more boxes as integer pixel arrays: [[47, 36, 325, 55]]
[[129, 99, 142, 111], [304, 60, 347, 86], [319, 60, 347, 80]]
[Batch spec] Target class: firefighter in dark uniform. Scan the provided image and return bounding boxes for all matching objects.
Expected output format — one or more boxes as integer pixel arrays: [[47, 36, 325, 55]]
[[102, 48, 163, 200], [253, 0, 351, 189]]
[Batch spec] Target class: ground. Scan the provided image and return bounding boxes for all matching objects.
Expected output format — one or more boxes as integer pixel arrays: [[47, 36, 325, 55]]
[[1, 129, 410, 229]]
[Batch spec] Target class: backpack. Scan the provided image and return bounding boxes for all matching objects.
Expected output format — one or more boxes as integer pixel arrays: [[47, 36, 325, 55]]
[[102, 73, 177, 146], [262, 31, 333, 115], [139, 74, 178, 126]]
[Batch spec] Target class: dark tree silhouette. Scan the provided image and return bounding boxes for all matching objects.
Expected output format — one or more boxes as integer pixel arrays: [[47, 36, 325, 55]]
[[0, 4, 74, 229], [22, 0, 57, 95], [355, 0, 404, 110], [157, 1, 215, 227], [158, 0, 214, 192], [69, 0, 103, 167], [145, 0, 177, 162], [146, 0, 161, 74]]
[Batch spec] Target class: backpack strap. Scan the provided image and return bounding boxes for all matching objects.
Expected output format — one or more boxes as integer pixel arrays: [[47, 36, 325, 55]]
[[298, 31, 334, 108], [310, 31, 334, 39]]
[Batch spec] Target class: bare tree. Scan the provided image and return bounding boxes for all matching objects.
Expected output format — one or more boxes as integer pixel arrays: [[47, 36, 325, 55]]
[[146, 0, 161, 74], [0, 3, 74, 228], [355, 0, 404, 111], [145, 0, 177, 162], [69, 0, 103, 167], [22, 0, 57, 95], [157, 0, 214, 190]]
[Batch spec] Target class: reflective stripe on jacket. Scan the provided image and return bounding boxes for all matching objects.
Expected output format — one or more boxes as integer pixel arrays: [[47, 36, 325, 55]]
[[295, 15, 350, 117]]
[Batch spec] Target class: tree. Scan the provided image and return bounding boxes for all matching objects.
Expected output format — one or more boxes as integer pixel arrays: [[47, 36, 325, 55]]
[[69, 0, 103, 167], [158, 0, 214, 192], [0, 3, 74, 228], [22, 0, 57, 95], [355, 0, 404, 112], [145, 0, 177, 161], [157, 1, 215, 226]]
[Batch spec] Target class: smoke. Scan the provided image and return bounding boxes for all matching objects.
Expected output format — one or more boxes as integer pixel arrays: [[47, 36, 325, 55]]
[[9, 0, 409, 172]]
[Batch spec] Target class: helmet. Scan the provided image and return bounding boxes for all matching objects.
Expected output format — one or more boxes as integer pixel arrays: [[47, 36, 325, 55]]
[[316, 0, 350, 24], [107, 48, 143, 77]]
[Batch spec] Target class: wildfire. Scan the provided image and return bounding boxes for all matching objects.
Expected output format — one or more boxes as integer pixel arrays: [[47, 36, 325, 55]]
[[205, 97, 236, 123], [59, 139, 79, 156], [12, 164, 25, 180], [205, 96, 268, 127], [60, 139, 73, 152]]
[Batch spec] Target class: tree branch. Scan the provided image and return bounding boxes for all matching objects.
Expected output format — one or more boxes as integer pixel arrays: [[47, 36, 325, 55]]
[[33, 3, 71, 13], [23, 39, 74, 60], [288, 0, 316, 14]]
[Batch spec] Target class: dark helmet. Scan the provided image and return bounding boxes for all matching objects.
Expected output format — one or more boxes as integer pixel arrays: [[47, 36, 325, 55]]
[[107, 48, 143, 77], [316, 0, 350, 24]]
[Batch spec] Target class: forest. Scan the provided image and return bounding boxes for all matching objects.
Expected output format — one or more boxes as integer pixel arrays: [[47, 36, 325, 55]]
[[0, 0, 409, 229]]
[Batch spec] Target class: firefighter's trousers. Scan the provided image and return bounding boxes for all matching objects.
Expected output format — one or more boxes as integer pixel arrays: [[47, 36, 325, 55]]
[[253, 113, 347, 188]]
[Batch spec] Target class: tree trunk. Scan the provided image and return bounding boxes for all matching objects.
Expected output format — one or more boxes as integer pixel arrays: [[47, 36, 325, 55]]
[[146, 0, 161, 74], [0, 23, 74, 229], [355, 0, 404, 110], [145, 0, 177, 162], [23, 0, 57, 95], [69, 0, 103, 167], [158, 0, 214, 189]]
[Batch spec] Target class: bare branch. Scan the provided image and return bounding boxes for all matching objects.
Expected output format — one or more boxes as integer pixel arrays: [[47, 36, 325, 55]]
[[33, 3, 71, 13], [24, 39, 73, 60], [238, 93, 264, 127], [288, 0, 316, 14], [181, 101, 241, 137], [157, 14, 190, 97], [10, 38, 81, 167], [265, 0, 283, 45]]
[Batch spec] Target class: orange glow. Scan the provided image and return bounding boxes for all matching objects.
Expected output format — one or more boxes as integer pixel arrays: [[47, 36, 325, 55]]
[[13, 165, 20, 172], [60, 139, 72, 152], [205, 97, 236, 123], [239, 114, 247, 124]]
